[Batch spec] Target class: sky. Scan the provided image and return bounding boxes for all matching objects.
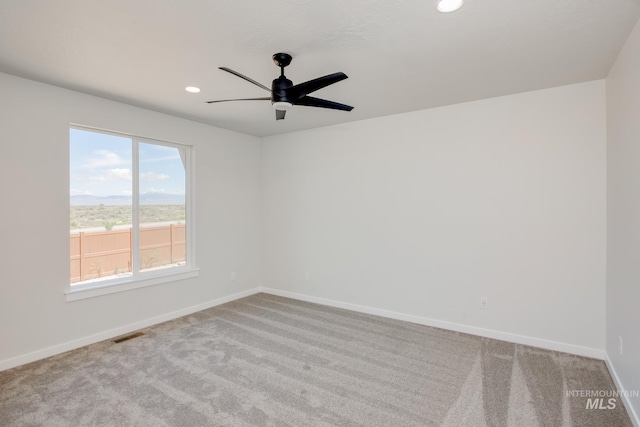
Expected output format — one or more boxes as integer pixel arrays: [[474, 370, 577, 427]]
[[70, 128, 185, 197]]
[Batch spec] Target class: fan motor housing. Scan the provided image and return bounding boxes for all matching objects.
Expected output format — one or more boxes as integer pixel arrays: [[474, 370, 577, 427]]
[[271, 76, 293, 104]]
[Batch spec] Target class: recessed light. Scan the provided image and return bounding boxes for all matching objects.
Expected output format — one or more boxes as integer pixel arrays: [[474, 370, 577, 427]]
[[185, 86, 201, 93], [437, 0, 463, 13]]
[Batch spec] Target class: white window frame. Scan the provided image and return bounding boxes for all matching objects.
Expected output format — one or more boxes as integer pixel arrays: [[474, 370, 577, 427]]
[[66, 125, 198, 302]]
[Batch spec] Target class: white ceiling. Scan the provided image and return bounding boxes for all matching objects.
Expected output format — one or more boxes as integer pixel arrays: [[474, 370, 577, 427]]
[[1, 0, 639, 137]]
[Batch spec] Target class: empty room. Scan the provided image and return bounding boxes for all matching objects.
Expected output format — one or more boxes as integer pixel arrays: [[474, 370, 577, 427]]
[[1, 1, 639, 426]]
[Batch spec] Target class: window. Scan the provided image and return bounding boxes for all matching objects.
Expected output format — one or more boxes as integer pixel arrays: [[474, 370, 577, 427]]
[[68, 126, 196, 300]]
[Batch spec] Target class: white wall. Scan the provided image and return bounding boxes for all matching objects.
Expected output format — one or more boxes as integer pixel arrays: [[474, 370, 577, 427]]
[[0, 72, 262, 367], [262, 81, 607, 355], [606, 18, 640, 421]]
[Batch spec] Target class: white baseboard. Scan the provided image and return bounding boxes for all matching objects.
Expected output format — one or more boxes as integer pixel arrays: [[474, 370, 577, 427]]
[[0, 287, 261, 372], [605, 355, 640, 427], [259, 287, 606, 360]]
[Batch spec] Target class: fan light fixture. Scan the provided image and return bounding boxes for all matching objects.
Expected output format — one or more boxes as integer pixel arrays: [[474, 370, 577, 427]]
[[272, 101, 292, 110], [437, 0, 463, 13], [185, 86, 201, 93]]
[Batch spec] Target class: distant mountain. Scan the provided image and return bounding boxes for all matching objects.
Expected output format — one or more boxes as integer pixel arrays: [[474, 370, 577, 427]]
[[70, 194, 131, 206], [139, 192, 185, 205], [70, 192, 185, 206]]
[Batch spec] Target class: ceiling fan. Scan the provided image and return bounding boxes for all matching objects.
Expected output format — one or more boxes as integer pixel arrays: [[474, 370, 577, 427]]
[[207, 53, 354, 120]]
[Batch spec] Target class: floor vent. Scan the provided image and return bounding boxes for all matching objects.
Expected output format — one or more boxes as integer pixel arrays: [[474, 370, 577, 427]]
[[113, 332, 144, 343]]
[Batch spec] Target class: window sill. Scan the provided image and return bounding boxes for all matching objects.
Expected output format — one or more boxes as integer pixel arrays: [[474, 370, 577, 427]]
[[65, 268, 200, 302]]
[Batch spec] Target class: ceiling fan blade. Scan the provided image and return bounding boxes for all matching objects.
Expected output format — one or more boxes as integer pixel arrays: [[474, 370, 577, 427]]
[[276, 109, 286, 120], [219, 67, 271, 92], [286, 72, 348, 100], [206, 97, 271, 104], [294, 96, 354, 111]]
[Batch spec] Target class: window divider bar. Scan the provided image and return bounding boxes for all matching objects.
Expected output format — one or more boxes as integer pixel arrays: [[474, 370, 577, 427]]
[[186, 147, 195, 270], [131, 139, 140, 275]]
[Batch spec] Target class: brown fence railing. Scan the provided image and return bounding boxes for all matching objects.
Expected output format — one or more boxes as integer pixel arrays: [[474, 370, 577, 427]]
[[70, 223, 185, 283]]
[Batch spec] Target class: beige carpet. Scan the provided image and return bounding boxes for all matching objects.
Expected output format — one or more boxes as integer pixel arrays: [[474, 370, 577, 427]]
[[0, 293, 633, 426]]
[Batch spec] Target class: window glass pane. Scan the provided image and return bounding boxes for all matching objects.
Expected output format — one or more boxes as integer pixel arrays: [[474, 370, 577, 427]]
[[138, 142, 186, 273], [70, 129, 133, 285]]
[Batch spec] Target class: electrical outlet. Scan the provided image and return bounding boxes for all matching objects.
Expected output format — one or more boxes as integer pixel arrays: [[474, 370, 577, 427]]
[[480, 297, 489, 309], [230, 271, 237, 281], [619, 336, 623, 356], [304, 272, 310, 281]]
